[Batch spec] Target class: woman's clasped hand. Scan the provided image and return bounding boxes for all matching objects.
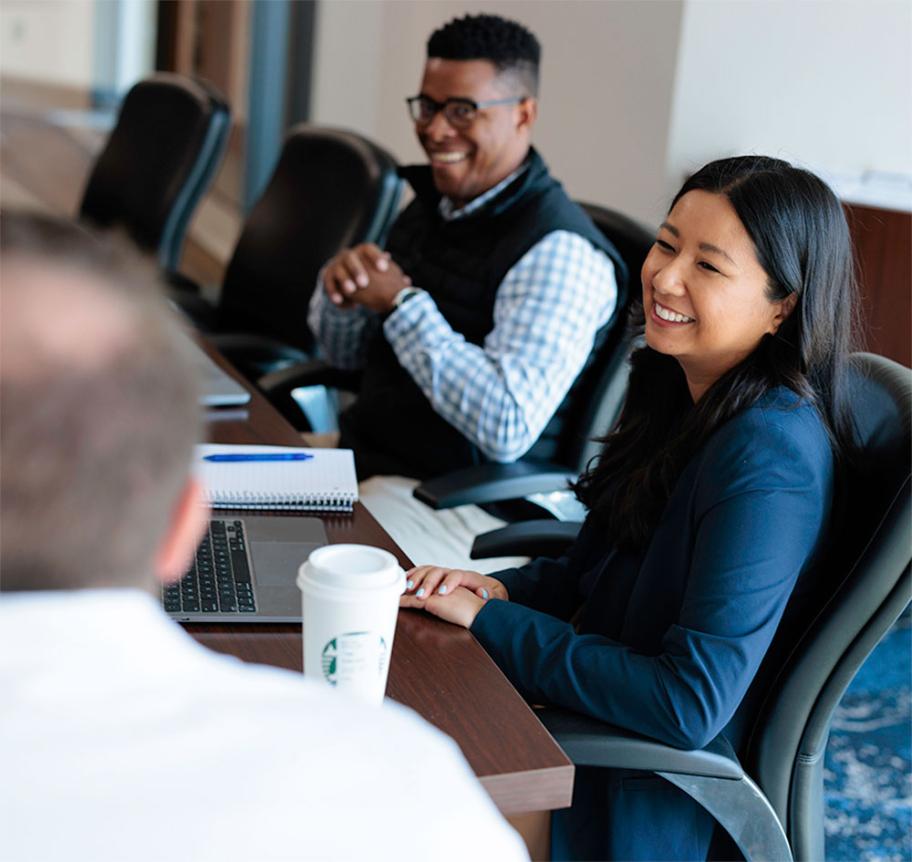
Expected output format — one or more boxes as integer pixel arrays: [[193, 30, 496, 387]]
[[400, 566, 509, 628]]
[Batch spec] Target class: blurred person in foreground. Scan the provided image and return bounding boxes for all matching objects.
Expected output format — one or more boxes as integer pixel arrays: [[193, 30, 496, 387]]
[[0, 212, 528, 862], [402, 156, 859, 860]]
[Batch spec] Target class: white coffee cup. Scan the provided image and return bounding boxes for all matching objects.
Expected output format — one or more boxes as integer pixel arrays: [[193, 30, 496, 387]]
[[297, 544, 405, 705]]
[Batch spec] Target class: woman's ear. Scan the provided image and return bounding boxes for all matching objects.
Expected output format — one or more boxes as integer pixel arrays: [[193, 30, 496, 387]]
[[770, 292, 798, 334]]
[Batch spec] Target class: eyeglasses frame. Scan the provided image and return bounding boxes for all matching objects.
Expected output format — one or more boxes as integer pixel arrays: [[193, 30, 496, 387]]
[[405, 94, 527, 128]]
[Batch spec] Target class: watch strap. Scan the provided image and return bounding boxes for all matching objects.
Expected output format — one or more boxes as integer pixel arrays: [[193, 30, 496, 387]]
[[392, 286, 422, 309]]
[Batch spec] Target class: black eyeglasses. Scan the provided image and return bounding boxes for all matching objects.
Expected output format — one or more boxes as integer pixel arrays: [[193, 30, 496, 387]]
[[405, 95, 526, 129]]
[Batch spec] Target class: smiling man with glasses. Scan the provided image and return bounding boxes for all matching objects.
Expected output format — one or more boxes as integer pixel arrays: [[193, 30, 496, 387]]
[[309, 14, 624, 531]]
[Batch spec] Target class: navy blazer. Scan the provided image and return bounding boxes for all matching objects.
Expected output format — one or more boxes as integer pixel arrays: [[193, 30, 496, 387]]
[[471, 388, 834, 861]]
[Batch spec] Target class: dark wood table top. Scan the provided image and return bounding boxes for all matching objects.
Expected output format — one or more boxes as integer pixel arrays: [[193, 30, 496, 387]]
[[185, 347, 573, 814]]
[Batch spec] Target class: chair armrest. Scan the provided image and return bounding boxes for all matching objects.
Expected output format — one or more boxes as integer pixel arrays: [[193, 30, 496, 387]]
[[253, 360, 360, 433], [536, 710, 796, 861], [413, 462, 576, 510], [208, 333, 309, 367], [257, 360, 363, 396], [165, 270, 201, 294], [536, 708, 743, 779], [470, 520, 582, 559], [170, 290, 218, 331]]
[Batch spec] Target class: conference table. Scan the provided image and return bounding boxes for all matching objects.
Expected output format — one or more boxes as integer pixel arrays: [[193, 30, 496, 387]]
[[183, 347, 573, 816]]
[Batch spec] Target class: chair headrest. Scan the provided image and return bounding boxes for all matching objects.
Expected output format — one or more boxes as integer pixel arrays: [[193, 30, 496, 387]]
[[577, 201, 655, 280], [846, 352, 912, 478]]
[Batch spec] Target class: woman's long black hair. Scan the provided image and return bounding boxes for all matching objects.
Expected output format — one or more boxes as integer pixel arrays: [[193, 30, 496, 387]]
[[574, 155, 859, 549]]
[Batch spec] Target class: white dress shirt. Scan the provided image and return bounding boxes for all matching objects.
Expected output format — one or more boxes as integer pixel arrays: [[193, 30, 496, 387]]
[[0, 589, 528, 862]]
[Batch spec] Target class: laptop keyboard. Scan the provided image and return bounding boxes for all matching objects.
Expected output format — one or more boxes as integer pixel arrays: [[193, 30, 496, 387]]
[[162, 519, 257, 614]]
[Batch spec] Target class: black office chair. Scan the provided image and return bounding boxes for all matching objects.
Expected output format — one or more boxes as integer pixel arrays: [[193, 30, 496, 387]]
[[79, 73, 230, 272], [476, 352, 912, 861], [175, 124, 403, 381], [410, 202, 655, 515]]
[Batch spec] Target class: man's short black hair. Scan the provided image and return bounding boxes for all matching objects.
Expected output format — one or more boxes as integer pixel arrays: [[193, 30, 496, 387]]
[[427, 14, 541, 96]]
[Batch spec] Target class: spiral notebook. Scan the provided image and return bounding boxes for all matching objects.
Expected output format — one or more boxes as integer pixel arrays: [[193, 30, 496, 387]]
[[196, 445, 358, 512]]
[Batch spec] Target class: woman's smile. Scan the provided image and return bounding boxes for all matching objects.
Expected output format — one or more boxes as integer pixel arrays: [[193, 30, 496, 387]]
[[651, 300, 695, 325]]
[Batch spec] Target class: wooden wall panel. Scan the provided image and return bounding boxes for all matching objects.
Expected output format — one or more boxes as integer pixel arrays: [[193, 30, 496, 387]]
[[845, 203, 911, 368]]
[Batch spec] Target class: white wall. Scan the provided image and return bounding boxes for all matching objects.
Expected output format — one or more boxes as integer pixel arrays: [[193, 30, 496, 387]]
[[666, 0, 912, 198], [0, 0, 155, 99], [312, 0, 684, 224], [0, 0, 96, 88], [312, 0, 911, 222], [6, 1, 906, 219]]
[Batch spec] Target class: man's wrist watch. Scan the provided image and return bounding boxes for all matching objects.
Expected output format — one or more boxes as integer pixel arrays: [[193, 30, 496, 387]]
[[391, 286, 422, 310]]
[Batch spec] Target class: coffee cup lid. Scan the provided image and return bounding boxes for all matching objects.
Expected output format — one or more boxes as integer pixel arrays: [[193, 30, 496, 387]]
[[299, 544, 404, 592]]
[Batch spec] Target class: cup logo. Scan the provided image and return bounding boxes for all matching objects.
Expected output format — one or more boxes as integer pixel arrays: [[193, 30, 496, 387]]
[[321, 632, 388, 686]]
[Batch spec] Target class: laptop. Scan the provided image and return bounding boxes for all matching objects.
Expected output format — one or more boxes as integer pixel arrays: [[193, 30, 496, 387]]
[[174, 327, 251, 407], [191, 343, 252, 407], [163, 515, 327, 623]]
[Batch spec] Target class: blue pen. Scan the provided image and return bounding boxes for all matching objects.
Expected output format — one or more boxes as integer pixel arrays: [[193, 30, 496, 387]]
[[203, 452, 314, 463]]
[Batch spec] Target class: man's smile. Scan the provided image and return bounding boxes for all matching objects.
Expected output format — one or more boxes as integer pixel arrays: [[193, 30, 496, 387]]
[[428, 150, 470, 165]]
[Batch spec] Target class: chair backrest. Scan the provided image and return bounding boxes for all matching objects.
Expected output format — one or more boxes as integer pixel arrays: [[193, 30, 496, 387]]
[[79, 73, 230, 271], [524, 202, 655, 471], [742, 353, 912, 860], [216, 124, 403, 354]]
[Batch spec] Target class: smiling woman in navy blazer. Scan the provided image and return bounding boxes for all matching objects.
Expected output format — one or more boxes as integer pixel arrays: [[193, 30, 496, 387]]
[[402, 155, 859, 861]]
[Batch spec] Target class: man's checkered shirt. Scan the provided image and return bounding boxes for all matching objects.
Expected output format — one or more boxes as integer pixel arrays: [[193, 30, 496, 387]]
[[309, 184, 618, 463]]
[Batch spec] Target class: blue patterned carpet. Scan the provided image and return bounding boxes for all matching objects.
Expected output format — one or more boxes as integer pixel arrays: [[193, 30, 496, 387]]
[[825, 605, 911, 861]]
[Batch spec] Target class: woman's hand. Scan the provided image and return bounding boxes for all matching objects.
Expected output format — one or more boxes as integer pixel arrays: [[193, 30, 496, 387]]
[[400, 585, 486, 628], [400, 566, 510, 629], [403, 565, 509, 602]]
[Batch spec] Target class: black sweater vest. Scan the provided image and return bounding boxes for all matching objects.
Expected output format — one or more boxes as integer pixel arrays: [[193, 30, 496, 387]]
[[339, 149, 625, 480]]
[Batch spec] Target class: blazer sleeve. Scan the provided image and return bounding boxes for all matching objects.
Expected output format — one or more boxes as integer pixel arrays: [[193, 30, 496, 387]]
[[491, 518, 604, 622], [470, 411, 834, 749]]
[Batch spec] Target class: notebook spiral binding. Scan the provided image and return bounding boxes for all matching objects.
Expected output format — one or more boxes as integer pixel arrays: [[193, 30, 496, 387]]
[[207, 491, 356, 513]]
